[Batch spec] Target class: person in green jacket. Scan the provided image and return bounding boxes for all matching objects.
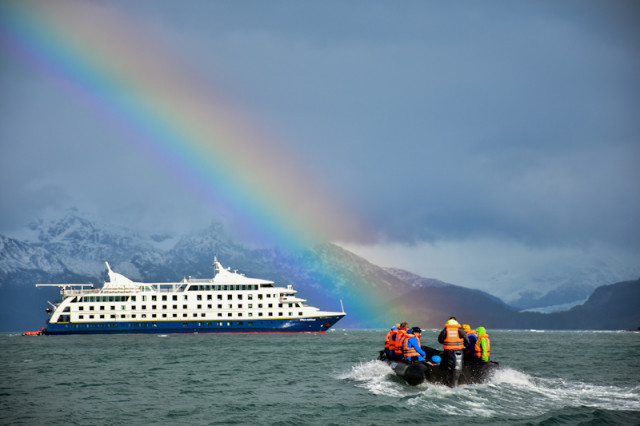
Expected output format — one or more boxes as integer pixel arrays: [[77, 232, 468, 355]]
[[474, 326, 491, 362]]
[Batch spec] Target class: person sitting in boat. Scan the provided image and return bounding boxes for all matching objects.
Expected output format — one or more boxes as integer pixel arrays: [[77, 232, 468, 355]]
[[473, 326, 491, 362], [390, 322, 409, 359], [383, 323, 400, 357], [402, 327, 427, 362], [463, 324, 478, 358]]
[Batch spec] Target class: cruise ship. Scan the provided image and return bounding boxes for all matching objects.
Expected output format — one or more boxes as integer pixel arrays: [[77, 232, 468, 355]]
[[36, 258, 346, 335]]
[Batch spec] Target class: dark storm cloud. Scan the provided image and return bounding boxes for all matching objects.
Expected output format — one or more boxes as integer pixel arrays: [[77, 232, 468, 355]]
[[2, 0, 639, 257]]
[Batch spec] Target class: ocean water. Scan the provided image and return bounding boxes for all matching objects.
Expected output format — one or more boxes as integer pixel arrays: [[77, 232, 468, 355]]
[[1, 329, 639, 425]]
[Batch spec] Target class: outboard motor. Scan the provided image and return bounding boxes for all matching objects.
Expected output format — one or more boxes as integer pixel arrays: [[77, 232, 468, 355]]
[[447, 350, 464, 387]]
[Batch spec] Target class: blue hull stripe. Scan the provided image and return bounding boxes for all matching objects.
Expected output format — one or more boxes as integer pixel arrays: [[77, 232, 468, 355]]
[[44, 315, 344, 335]]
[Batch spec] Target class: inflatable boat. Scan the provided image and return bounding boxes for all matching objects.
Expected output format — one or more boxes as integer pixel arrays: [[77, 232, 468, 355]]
[[378, 346, 499, 387]]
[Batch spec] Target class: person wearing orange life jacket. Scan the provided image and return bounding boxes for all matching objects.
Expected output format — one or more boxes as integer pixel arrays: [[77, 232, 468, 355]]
[[437, 317, 469, 387], [383, 324, 400, 357], [462, 324, 478, 357], [390, 322, 409, 359], [438, 317, 469, 350], [402, 327, 427, 362], [474, 326, 490, 362]]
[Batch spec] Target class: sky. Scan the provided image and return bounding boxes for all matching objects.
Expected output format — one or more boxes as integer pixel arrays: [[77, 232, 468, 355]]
[[1, 0, 639, 301]]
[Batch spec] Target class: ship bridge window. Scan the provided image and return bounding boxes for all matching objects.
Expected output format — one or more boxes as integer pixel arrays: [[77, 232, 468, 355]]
[[162, 295, 167, 301]]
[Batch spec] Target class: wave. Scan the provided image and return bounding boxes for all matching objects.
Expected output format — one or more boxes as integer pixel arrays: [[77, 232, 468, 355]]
[[339, 361, 640, 418]]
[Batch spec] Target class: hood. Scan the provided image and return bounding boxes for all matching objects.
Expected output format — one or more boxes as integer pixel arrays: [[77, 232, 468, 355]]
[[476, 326, 486, 335]]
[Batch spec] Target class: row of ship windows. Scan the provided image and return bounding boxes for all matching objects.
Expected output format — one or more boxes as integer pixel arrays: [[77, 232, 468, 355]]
[[70, 311, 302, 320], [61, 321, 255, 328], [74, 302, 299, 311], [187, 285, 261, 291], [77, 293, 285, 303]]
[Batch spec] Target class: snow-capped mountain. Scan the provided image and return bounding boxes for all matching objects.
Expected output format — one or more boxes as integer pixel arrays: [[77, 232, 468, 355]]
[[0, 211, 411, 330], [2, 211, 638, 331]]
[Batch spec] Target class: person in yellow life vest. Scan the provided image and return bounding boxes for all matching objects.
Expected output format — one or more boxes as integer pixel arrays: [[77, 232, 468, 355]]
[[462, 324, 478, 357], [474, 326, 490, 362], [390, 322, 409, 359], [402, 327, 427, 362], [383, 323, 400, 357]]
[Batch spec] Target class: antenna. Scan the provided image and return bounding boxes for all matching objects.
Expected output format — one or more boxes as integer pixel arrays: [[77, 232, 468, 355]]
[[340, 299, 345, 313]]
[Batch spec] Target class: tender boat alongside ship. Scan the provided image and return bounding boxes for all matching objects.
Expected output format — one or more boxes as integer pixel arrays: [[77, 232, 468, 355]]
[[35, 258, 345, 335]]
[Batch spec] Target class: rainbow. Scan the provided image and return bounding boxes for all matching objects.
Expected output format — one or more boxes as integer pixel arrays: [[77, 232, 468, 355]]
[[0, 1, 400, 327]]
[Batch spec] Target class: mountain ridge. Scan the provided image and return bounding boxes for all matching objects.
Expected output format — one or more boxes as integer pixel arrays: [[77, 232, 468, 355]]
[[1, 211, 637, 331]]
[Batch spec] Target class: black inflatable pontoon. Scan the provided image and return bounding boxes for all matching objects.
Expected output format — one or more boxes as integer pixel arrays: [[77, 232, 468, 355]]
[[378, 346, 499, 387]]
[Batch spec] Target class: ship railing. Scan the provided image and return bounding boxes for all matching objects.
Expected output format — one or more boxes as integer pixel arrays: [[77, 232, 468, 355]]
[[36, 284, 98, 296], [62, 289, 101, 295]]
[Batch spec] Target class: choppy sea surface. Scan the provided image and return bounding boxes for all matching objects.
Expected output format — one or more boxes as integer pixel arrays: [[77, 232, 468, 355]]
[[1, 329, 639, 425]]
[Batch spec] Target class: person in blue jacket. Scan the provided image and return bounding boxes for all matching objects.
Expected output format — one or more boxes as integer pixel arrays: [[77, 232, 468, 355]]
[[403, 327, 427, 362]]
